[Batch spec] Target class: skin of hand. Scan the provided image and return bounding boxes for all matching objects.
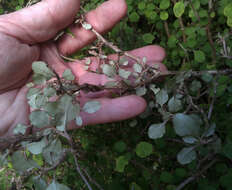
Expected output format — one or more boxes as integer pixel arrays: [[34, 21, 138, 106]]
[[0, 0, 166, 139]]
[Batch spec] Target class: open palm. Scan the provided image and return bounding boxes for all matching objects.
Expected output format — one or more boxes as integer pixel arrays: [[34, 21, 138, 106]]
[[0, 0, 166, 138]]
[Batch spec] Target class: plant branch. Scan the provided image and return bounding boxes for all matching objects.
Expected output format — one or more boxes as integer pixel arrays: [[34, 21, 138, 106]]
[[82, 168, 104, 190], [164, 21, 171, 38], [175, 158, 218, 190], [73, 151, 93, 190]]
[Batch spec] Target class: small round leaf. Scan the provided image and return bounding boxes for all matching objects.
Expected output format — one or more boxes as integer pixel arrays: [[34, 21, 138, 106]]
[[173, 2, 185, 18], [148, 123, 166, 139], [83, 101, 101, 114], [29, 111, 50, 128], [136, 142, 153, 158]]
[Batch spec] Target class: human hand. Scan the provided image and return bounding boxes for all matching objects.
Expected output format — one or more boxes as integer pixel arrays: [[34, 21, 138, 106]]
[[0, 0, 166, 138]]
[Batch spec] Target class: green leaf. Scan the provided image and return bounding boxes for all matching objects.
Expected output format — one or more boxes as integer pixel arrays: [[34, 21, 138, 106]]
[[129, 119, 138, 127], [62, 69, 75, 81], [224, 3, 232, 17], [172, 113, 201, 136], [210, 11, 215, 18], [32, 74, 47, 85], [167, 35, 178, 48], [168, 96, 182, 113], [148, 123, 166, 139], [129, 12, 140, 22], [101, 64, 116, 77], [43, 139, 63, 165], [31, 176, 47, 190], [156, 89, 169, 107], [27, 88, 40, 99], [135, 86, 147, 96], [115, 155, 129, 173], [201, 73, 213, 83], [46, 180, 70, 190], [43, 87, 56, 97], [114, 141, 127, 153], [199, 9, 208, 18], [32, 61, 54, 80], [193, 0, 200, 10], [56, 94, 80, 131], [104, 81, 119, 88], [202, 123, 216, 137], [136, 142, 153, 158], [75, 115, 83, 126], [194, 50, 206, 63], [12, 151, 39, 173], [227, 16, 232, 27], [83, 100, 101, 114], [222, 141, 232, 159], [119, 57, 129, 66], [138, 2, 146, 10], [186, 36, 197, 48], [173, 2, 185, 18], [35, 94, 48, 108], [13, 124, 28, 135], [182, 136, 198, 144], [18, 0, 24, 6], [220, 170, 232, 189], [44, 101, 60, 116], [133, 63, 142, 73], [142, 33, 155, 44], [26, 138, 47, 155], [160, 171, 174, 183], [190, 80, 202, 92], [145, 10, 157, 20], [160, 0, 170, 10], [177, 147, 196, 165], [29, 111, 50, 128], [175, 168, 187, 178], [118, 68, 131, 79], [160, 11, 169, 20]]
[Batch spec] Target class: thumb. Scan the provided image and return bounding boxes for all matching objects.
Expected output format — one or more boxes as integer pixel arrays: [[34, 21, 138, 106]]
[[0, 0, 80, 44]]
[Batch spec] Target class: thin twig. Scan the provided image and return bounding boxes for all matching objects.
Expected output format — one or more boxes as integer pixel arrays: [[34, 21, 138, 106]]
[[164, 21, 171, 38], [90, 27, 141, 64], [184, 85, 210, 127], [73, 152, 93, 190], [60, 55, 78, 62], [82, 168, 104, 190], [175, 158, 218, 190]]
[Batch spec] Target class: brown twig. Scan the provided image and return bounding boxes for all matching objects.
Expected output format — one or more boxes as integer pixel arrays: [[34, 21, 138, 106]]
[[164, 21, 171, 38], [89, 27, 141, 64]]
